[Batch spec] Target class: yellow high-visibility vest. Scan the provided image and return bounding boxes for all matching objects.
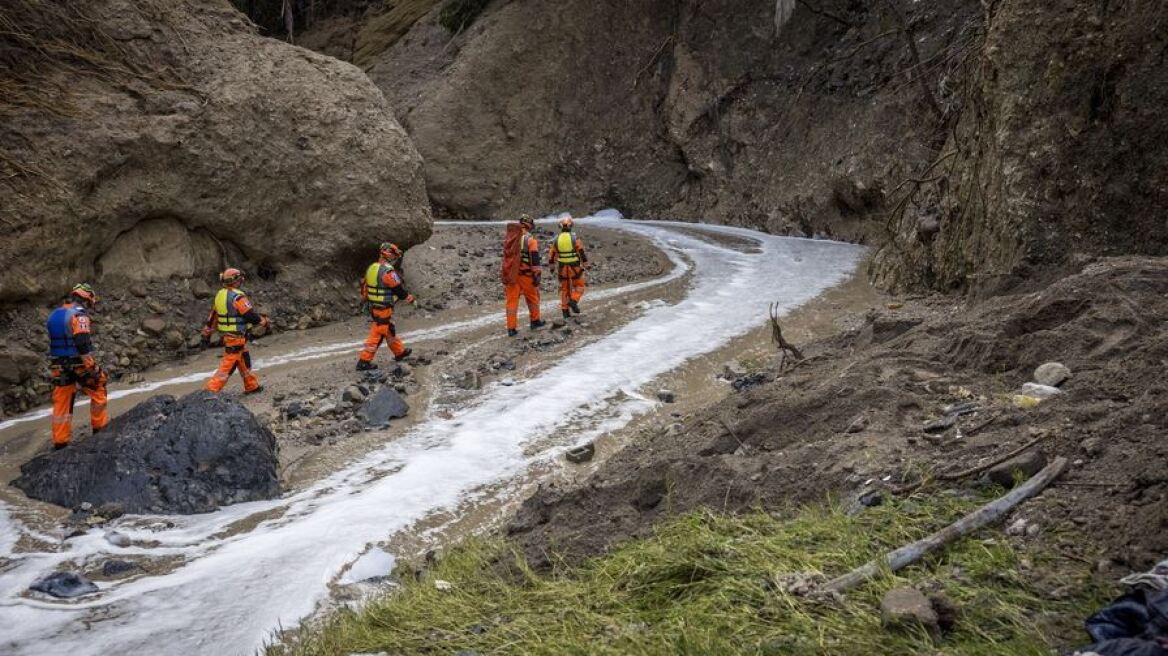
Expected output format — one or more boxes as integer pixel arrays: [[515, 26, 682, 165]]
[[556, 232, 580, 265]]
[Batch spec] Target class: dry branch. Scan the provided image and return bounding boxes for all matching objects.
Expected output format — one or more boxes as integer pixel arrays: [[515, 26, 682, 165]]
[[769, 302, 805, 371], [824, 457, 1068, 593]]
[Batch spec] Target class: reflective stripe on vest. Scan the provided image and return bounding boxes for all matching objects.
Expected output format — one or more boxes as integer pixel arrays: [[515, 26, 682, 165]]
[[520, 234, 534, 266], [365, 262, 395, 308], [556, 232, 580, 265], [215, 288, 246, 333], [47, 305, 79, 357]]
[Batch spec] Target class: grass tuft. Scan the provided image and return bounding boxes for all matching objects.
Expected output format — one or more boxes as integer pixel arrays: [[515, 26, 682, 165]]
[[272, 494, 1111, 655]]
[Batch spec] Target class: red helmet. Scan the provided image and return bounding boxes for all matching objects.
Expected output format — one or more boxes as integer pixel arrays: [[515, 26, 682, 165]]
[[379, 242, 403, 260], [220, 268, 244, 286], [71, 282, 98, 305], [559, 216, 574, 230]]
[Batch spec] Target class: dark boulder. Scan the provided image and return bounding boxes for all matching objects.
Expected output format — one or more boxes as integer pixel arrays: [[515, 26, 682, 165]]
[[358, 386, 410, 427], [29, 572, 98, 598], [12, 391, 280, 514]]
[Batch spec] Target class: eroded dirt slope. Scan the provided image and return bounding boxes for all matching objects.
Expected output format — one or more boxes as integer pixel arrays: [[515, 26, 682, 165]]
[[511, 256, 1168, 577]]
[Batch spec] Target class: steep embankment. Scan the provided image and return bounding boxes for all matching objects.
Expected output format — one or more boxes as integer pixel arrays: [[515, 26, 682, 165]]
[[0, 0, 432, 411], [365, 0, 976, 241], [298, 0, 1167, 295]]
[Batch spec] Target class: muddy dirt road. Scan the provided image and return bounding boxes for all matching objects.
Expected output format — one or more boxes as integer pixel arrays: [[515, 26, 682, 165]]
[[0, 214, 865, 656]]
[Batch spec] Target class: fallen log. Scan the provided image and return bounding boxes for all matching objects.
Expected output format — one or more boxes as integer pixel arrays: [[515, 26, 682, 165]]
[[824, 456, 1068, 594]]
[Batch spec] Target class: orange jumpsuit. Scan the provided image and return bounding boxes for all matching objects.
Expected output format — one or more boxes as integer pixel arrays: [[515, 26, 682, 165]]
[[505, 231, 543, 330], [359, 259, 413, 364], [548, 231, 587, 314], [46, 302, 108, 447], [202, 287, 266, 393]]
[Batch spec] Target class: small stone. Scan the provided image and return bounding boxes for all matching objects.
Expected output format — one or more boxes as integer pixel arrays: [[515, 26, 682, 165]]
[[566, 443, 596, 464], [190, 279, 214, 299], [923, 415, 956, 433], [1033, 362, 1071, 387], [101, 560, 139, 577], [140, 317, 167, 336], [434, 579, 454, 591], [657, 389, 676, 403], [105, 530, 131, 547], [79, 501, 94, 512], [341, 386, 367, 404], [313, 403, 337, 417], [164, 330, 185, 349], [29, 572, 99, 599], [881, 587, 940, 637], [1080, 437, 1105, 457], [500, 378, 515, 386], [987, 450, 1048, 488], [844, 414, 869, 433], [1006, 518, 1028, 536], [129, 284, 148, 298], [358, 387, 410, 427]]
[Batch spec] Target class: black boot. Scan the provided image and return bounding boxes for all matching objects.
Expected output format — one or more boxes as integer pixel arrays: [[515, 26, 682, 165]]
[[507, 328, 519, 337], [244, 385, 264, 395], [394, 348, 413, 361], [53, 443, 69, 451], [569, 300, 581, 315], [530, 319, 546, 330], [562, 309, 571, 320], [356, 360, 378, 371]]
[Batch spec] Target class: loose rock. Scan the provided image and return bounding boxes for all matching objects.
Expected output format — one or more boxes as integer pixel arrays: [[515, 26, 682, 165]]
[[880, 586, 940, 637], [657, 389, 676, 404], [140, 317, 167, 336], [101, 560, 140, 577], [1033, 362, 1072, 387], [566, 443, 596, 464], [12, 392, 281, 514], [29, 572, 99, 598], [358, 387, 410, 427]]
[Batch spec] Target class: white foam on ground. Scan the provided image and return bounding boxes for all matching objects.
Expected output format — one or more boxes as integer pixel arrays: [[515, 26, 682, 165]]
[[0, 216, 862, 655]]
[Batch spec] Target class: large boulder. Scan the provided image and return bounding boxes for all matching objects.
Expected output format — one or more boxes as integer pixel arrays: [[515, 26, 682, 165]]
[[0, 0, 431, 304], [12, 392, 280, 514]]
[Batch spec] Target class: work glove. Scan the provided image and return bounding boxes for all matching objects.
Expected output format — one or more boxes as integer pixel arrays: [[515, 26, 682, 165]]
[[81, 354, 97, 371], [200, 327, 212, 347], [405, 294, 416, 305], [260, 315, 271, 329]]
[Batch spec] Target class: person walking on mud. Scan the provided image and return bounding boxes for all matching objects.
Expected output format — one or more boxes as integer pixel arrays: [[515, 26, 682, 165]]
[[356, 242, 415, 370], [45, 283, 109, 449], [547, 216, 588, 320], [501, 214, 546, 336], [201, 268, 270, 394]]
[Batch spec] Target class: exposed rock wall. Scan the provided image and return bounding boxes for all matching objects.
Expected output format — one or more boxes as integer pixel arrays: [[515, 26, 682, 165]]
[[873, 0, 1168, 292], [363, 0, 978, 242], [0, 0, 432, 306]]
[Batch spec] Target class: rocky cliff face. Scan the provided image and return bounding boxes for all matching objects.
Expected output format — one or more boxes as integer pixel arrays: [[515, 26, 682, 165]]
[[313, 0, 1166, 291], [0, 0, 432, 306], [873, 0, 1168, 292], [362, 0, 977, 242]]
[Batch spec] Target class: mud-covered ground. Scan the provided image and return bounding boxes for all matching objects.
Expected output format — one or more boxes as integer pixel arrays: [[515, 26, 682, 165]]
[[511, 256, 1168, 585], [0, 223, 666, 416]]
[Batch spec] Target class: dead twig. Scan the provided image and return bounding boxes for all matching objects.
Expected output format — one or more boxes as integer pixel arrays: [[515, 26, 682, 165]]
[[770, 302, 805, 372], [824, 457, 1069, 593]]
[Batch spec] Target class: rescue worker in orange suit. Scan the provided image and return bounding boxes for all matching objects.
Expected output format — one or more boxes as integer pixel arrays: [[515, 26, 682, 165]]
[[504, 214, 546, 337], [547, 216, 588, 320], [46, 283, 108, 450], [356, 242, 416, 371], [200, 268, 269, 394]]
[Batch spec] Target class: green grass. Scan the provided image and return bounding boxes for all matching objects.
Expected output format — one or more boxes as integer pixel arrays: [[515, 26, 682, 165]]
[[438, 0, 491, 34], [272, 495, 1110, 655]]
